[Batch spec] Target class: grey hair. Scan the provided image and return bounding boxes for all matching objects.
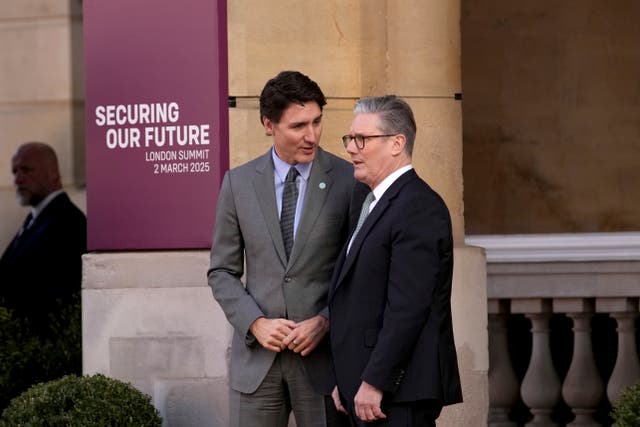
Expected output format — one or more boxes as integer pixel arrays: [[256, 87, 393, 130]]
[[354, 95, 416, 156]]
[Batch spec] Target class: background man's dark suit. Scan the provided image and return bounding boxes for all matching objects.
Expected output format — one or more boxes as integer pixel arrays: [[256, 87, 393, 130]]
[[0, 192, 86, 329], [0, 141, 86, 410]]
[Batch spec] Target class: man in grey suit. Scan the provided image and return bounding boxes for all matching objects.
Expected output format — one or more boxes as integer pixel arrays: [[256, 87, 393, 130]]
[[208, 71, 353, 427]]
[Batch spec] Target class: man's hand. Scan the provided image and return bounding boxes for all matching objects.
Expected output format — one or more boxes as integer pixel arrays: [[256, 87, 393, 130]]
[[332, 385, 348, 414], [249, 317, 297, 352], [354, 381, 386, 422], [282, 315, 329, 356]]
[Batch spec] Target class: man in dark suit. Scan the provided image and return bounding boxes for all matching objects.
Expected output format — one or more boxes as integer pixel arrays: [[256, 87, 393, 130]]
[[329, 96, 462, 426], [0, 142, 87, 328], [0, 142, 86, 407], [208, 71, 353, 426]]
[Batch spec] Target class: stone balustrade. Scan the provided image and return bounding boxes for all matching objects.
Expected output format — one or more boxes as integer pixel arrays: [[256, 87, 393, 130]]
[[468, 233, 640, 427]]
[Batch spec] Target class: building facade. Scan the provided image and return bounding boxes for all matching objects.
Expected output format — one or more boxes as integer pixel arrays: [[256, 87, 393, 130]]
[[5, 1, 638, 426]]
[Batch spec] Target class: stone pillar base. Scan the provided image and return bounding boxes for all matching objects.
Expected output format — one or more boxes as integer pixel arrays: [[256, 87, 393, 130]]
[[439, 245, 488, 426]]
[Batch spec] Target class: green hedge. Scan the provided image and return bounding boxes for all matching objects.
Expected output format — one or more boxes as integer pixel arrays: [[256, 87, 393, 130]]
[[0, 300, 81, 411], [612, 381, 640, 427], [0, 374, 162, 426]]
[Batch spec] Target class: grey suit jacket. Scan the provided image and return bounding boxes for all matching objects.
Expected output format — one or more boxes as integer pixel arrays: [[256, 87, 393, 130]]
[[208, 147, 353, 394]]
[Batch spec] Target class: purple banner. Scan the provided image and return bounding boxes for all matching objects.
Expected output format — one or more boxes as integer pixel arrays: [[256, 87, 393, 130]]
[[84, 0, 229, 250]]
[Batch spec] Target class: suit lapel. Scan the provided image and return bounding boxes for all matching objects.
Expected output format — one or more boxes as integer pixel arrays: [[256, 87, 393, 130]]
[[253, 151, 288, 267], [288, 148, 332, 267], [333, 169, 418, 291], [333, 197, 390, 288], [1, 194, 66, 264]]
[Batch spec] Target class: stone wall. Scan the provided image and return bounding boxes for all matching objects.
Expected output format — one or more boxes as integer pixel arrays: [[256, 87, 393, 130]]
[[0, 0, 86, 248], [462, 0, 640, 233]]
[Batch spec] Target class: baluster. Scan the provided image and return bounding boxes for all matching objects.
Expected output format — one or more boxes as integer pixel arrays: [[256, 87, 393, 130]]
[[598, 298, 640, 404], [555, 298, 603, 427], [488, 299, 519, 427], [512, 298, 560, 427]]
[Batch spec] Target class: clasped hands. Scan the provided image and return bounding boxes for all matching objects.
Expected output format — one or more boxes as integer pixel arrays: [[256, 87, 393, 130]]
[[249, 315, 328, 357]]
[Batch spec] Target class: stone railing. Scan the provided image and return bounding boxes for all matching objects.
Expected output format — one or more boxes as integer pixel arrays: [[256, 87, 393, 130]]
[[467, 232, 640, 427]]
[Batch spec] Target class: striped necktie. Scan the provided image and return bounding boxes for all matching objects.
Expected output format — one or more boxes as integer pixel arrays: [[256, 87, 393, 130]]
[[348, 191, 375, 253], [280, 167, 299, 260]]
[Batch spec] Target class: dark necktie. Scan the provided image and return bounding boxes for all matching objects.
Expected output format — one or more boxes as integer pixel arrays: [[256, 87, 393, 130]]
[[17, 213, 34, 238], [8, 213, 34, 253], [280, 167, 299, 260], [348, 191, 375, 253]]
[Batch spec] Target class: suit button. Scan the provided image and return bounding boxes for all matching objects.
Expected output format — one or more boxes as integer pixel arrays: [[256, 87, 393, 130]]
[[284, 276, 292, 283]]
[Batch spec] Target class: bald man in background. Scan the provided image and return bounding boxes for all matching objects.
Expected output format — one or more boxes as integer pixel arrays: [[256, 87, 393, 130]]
[[0, 142, 86, 331]]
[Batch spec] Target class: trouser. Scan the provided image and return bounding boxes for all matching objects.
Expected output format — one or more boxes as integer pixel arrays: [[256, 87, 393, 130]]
[[230, 351, 343, 427]]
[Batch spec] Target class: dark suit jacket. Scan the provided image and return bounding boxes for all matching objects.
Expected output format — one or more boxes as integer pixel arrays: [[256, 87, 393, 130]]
[[208, 147, 354, 394], [0, 192, 87, 330], [329, 169, 462, 408]]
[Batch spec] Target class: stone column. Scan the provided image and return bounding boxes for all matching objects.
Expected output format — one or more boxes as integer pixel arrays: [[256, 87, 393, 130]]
[[383, 1, 489, 425], [598, 298, 640, 404], [384, 0, 464, 242], [555, 299, 603, 427], [488, 300, 519, 427], [513, 298, 560, 427]]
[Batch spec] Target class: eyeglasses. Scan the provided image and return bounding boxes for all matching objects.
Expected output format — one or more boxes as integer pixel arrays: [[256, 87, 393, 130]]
[[341, 134, 396, 149]]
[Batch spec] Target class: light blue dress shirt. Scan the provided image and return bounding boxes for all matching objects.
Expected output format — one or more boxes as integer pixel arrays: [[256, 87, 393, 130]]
[[272, 148, 312, 240]]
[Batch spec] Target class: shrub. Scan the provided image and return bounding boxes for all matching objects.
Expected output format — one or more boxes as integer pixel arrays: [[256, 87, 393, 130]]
[[0, 300, 81, 411], [0, 306, 46, 409], [0, 374, 162, 426], [611, 381, 640, 427]]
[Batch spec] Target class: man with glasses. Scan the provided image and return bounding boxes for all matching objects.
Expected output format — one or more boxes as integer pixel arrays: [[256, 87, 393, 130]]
[[329, 95, 462, 426], [208, 71, 353, 427]]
